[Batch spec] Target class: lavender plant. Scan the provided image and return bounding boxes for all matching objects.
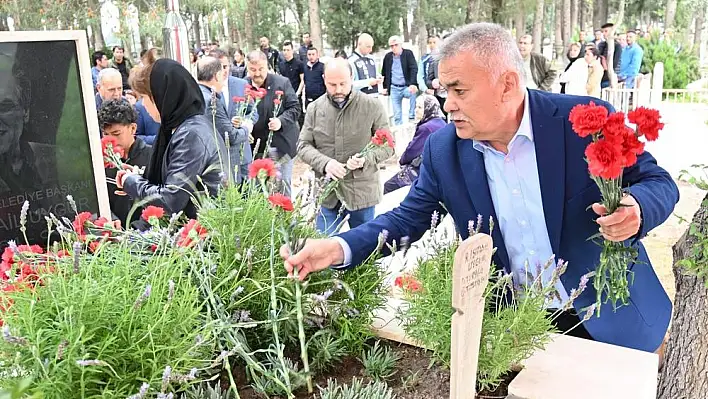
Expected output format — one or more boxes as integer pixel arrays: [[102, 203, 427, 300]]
[[397, 216, 592, 392]]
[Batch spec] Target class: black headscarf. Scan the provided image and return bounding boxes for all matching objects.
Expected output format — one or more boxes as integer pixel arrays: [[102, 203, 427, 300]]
[[417, 94, 445, 127], [145, 59, 205, 184], [564, 43, 586, 72]]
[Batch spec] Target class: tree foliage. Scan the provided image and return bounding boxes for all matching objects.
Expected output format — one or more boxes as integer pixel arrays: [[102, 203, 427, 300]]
[[639, 33, 700, 89], [322, 0, 406, 51]]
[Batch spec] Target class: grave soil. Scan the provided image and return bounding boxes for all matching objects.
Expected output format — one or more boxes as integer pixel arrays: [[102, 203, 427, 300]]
[[234, 340, 517, 399]]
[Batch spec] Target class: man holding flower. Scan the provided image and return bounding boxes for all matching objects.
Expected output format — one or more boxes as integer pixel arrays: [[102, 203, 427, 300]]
[[283, 23, 678, 357], [298, 58, 395, 235]]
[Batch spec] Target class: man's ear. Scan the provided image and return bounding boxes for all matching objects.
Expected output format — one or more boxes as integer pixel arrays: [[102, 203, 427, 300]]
[[130, 123, 137, 135], [501, 71, 522, 102]]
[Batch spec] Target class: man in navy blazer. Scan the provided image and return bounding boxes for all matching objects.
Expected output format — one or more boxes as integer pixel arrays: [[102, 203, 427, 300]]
[[211, 49, 259, 181], [281, 23, 679, 355]]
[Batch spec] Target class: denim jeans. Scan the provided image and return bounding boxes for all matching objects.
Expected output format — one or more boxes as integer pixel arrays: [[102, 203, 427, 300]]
[[315, 204, 375, 236], [623, 75, 636, 89], [390, 85, 417, 126], [277, 154, 294, 198]]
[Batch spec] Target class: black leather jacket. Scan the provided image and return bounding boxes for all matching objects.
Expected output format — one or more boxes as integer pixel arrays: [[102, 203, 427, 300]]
[[122, 114, 227, 219]]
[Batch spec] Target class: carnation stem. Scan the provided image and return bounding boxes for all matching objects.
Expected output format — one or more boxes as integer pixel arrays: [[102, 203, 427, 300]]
[[292, 261, 313, 393], [268, 218, 293, 396]]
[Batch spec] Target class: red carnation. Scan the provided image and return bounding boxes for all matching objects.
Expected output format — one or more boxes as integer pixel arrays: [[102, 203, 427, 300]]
[[141, 206, 165, 222], [628, 107, 663, 141], [601, 112, 628, 144], [268, 193, 294, 212], [273, 98, 281, 105], [585, 139, 624, 179], [73, 212, 93, 236], [275, 90, 284, 96], [232, 96, 246, 103], [372, 129, 395, 149], [394, 275, 422, 292], [248, 158, 277, 179], [569, 102, 609, 138], [101, 136, 126, 167], [93, 217, 109, 228], [177, 219, 208, 248], [619, 130, 645, 168]]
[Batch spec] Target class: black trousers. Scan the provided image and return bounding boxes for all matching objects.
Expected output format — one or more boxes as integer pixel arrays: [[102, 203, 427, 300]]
[[548, 309, 593, 340]]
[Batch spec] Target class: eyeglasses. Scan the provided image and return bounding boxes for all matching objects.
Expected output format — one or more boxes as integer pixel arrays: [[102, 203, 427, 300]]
[[221, 65, 229, 69]]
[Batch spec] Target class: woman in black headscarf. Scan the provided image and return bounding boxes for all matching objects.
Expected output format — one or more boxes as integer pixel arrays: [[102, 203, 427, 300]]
[[559, 42, 586, 95], [116, 58, 227, 219]]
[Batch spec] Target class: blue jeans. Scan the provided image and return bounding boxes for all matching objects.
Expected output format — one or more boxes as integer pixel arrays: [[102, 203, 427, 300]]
[[315, 204, 375, 236], [277, 155, 294, 198], [623, 75, 636, 89], [390, 85, 417, 126]]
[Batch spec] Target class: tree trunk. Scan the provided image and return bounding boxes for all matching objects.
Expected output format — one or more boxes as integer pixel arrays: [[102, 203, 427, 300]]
[[491, 0, 505, 23], [554, 0, 564, 62], [593, 0, 604, 32], [665, 0, 678, 31], [294, 0, 308, 32], [606, 28, 617, 87], [562, 0, 571, 46], [694, 5, 705, 52], [244, 0, 254, 49], [515, 3, 527, 39], [657, 192, 708, 399], [616, 0, 626, 28], [415, 0, 428, 59], [571, 0, 579, 39], [403, 13, 410, 42], [532, 0, 545, 53], [308, 0, 323, 54], [579, 0, 586, 33], [193, 14, 202, 48], [466, 0, 477, 23]]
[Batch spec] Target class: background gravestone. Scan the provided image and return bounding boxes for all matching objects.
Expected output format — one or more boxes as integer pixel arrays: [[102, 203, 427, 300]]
[[450, 234, 492, 399], [0, 32, 109, 248]]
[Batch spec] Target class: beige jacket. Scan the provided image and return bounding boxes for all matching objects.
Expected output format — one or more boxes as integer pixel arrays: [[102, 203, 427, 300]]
[[298, 90, 394, 210], [587, 59, 603, 98]]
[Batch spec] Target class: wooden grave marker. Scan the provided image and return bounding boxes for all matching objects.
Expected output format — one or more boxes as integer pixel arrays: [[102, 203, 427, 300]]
[[450, 233, 492, 399]]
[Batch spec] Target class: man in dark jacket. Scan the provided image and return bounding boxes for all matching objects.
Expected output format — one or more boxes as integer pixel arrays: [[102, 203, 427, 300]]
[[260, 36, 280, 73], [246, 50, 302, 197], [279, 41, 305, 97], [196, 56, 250, 183], [303, 48, 326, 110], [382, 35, 418, 125], [598, 23, 623, 88], [518, 35, 557, 91], [97, 99, 151, 226], [298, 32, 313, 63]]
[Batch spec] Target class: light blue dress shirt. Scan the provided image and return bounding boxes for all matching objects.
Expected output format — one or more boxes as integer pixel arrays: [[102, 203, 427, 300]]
[[335, 92, 569, 307], [391, 56, 406, 86], [471, 93, 569, 307]]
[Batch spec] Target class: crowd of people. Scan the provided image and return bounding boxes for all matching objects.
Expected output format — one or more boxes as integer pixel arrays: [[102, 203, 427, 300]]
[[88, 23, 647, 238]]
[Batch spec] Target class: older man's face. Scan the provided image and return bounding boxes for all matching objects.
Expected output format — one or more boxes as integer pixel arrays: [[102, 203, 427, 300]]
[[389, 41, 403, 56], [439, 52, 511, 141], [247, 59, 268, 87], [0, 70, 25, 156], [98, 74, 123, 101]]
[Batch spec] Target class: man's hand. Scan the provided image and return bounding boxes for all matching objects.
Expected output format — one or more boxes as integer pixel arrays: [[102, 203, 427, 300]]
[[115, 166, 137, 197], [268, 117, 282, 131], [425, 89, 434, 95], [380, 88, 388, 96], [280, 238, 345, 281], [432, 79, 440, 90], [241, 118, 254, 134], [232, 116, 242, 128], [408, 85, 417, 95], [325, 159, 347, 180], [368, 78, 382, 87], [592, 195, 642, 242], [346, 154, 365, 170]]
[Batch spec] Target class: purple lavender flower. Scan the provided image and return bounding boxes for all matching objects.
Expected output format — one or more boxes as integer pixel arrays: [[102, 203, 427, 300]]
[[430, 211, 440, 230], [134, 284, 152, 309], [127, 382, 150, 399], [2, 326, 27, 346], [72, 241, 82, 274], [161, 365, 172, 391], [167, 280, 175, 302], [582, 304, 597, 321], [467, 220, 475, 237], [476, 214, 483, 233], [19, 201, 29, 232], [578, 273, 590, 292], [76, 359, 108, 367]]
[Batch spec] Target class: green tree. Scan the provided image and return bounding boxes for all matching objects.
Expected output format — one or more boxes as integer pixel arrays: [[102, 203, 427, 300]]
[[322, 0, 406, 51], [420, 0, 467, 35]]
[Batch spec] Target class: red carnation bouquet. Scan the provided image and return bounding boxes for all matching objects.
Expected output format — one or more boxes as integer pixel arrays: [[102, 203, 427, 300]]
[[569, 102, 663, 314], [319, 129, 395, 204], [232, 84, 267, 123], [101, 136, 126, 169]]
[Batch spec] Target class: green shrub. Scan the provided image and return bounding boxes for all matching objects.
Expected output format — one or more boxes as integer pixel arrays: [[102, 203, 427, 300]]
[[638, 33, 700, 89], [318, 377, 395, 399], [360, 341, 399, 381], [397, 220, 592, 392], [0, 231, 216, 398]]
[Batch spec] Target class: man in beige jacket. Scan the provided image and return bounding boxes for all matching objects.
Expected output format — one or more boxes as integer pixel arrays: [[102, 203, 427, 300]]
[[298, 58, 394, 235]]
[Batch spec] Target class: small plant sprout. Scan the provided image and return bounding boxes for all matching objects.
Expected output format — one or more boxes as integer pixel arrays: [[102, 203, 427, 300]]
[[360, 341, 400, 381]]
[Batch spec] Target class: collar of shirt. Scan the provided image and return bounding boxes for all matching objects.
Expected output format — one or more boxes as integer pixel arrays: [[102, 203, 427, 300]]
[[472, 90, 533, 155]]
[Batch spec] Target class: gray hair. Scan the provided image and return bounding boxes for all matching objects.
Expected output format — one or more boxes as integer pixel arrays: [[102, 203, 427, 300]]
[[246, 50, 267, 64], [196, 56, 222, 82], [437, 23, 525, 85], [97, 68, 121, 84]]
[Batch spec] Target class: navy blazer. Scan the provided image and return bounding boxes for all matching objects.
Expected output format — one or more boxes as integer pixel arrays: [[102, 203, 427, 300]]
[[339, 90, 679, 353]]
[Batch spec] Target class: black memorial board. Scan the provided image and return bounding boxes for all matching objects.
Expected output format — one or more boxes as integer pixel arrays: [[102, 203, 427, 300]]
[[0, 31, 110, 248]]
